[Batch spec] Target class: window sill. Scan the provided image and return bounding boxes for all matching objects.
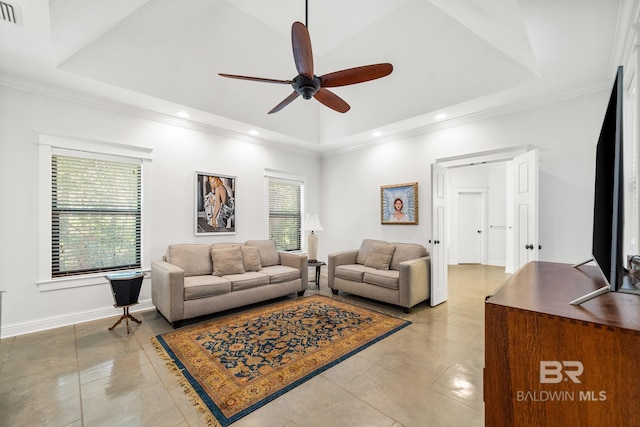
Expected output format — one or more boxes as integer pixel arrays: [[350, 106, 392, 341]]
[[37, 268, 150, 292]]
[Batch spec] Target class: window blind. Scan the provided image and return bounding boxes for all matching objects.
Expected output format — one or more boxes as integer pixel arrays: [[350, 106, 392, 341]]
[[625, 84, 638, 257], [268, 179, 301, 251], [51, 154, 141, 277]]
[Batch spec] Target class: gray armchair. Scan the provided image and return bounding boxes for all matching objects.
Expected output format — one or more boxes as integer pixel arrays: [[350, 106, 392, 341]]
[[328, 239, 430, 312]]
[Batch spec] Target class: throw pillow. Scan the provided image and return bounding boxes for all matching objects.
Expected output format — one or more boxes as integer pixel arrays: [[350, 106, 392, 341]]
[[364, 244, 396, 270], [241, 245, 263, 272], [211, 246, 245, 276], [245, 240, 280, 267]]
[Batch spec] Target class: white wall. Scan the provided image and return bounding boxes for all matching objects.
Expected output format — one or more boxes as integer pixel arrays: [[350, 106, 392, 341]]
[[0, 83, 611, 337], [0, 85, 321, 337], [319, 91, 609, 268]]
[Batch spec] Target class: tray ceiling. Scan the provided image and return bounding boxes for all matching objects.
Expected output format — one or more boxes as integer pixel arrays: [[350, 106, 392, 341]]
[[0, 0, 631, 153]]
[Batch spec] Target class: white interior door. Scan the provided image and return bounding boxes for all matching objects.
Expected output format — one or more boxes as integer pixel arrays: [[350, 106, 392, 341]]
[[431, 163, 448, 306], [512, 150, 539, 271], [458, 192, 484, 264]]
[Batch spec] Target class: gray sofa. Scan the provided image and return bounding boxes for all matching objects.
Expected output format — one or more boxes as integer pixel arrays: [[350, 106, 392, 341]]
[[151, 240, 307, 327], [328, 239, 430, 312]]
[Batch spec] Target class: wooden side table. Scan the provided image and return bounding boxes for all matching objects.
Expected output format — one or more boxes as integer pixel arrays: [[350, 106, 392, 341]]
[[307, 260, 326, 289], [108, 303, 141, 334]]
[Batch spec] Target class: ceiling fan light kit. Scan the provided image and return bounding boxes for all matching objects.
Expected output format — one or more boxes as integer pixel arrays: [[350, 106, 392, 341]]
[[219, 21, 393, 114]]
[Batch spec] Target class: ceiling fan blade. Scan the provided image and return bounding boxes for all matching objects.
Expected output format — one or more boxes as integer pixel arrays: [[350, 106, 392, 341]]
[[219, 73, 292, 85], [313, 88, 350, 113], [291, 22, 314, 79], [268, 91, 300, 114], [320, 63, 393, 88]]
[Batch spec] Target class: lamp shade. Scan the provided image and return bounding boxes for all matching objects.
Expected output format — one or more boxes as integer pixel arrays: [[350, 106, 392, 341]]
[[304, 213, 323, 261], [303, 213, 324, 231]]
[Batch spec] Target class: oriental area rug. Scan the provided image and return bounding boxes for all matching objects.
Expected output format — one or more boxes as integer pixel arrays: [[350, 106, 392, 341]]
[[152, 294, 410, 426]]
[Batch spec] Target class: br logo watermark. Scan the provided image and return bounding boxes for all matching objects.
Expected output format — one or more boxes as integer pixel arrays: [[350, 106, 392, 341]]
[[539, 360, 583, 383], [516, 360, 607, 402]]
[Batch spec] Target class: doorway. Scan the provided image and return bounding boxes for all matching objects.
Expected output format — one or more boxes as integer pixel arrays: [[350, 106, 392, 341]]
[[457, 191, 486, 264], [430, 147, 539, 306]]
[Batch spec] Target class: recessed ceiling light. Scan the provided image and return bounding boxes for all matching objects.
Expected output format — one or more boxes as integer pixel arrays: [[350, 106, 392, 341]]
[[176, 111, 190, 119], [248, 129, 259, 136], [372, 131, 382, 137], [435, 113, 447, 120]]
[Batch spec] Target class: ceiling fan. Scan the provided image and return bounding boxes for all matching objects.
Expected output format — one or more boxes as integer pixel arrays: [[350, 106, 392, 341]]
[[219, 20, 393, 114]]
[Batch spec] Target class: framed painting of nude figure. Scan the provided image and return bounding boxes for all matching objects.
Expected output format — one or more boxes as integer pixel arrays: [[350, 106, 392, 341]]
[[381, 182, 418, 225], [195, 172, 236, 235]]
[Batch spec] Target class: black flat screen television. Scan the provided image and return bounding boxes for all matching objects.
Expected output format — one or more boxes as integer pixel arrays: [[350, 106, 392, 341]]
[[571, 65, 628, 305]]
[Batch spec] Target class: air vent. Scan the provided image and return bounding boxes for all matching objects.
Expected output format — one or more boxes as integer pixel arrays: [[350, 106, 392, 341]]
[[0, 1, 20, 25]]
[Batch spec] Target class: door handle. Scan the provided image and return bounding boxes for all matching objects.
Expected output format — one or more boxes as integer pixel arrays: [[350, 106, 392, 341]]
[[477, 230, 482, 233], [525, 244, 534, 250]]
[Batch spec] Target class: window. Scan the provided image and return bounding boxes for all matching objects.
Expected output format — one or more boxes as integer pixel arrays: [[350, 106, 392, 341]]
[[267, 177, 303, 251], [624, 74, 638, 257], [51, 153, 142, 277]]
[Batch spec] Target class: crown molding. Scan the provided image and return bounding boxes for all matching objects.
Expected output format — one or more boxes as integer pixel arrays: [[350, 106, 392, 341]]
[[0, 73, 322, 158]]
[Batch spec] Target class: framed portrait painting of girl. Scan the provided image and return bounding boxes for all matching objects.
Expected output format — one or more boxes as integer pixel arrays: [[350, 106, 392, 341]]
[[381, 182, 418, 225]]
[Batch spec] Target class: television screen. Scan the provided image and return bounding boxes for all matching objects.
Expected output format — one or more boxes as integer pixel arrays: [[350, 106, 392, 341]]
[[592, 65, 624, 292], [571, 66, 626, 305]]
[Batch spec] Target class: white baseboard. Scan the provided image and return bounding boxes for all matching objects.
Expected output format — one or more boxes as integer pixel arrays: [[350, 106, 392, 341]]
[[488, 259, 507, 267], [0, 299, 155, 339]]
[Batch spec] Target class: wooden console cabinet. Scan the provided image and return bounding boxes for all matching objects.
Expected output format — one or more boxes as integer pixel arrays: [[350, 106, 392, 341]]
[[484, 261, 640, 426]]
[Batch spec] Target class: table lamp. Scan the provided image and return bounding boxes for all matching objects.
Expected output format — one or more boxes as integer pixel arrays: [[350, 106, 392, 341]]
[[304, 213, 324, 262]]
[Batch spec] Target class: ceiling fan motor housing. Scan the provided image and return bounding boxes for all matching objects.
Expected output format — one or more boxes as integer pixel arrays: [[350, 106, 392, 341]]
[[293, 75, 320, 99]]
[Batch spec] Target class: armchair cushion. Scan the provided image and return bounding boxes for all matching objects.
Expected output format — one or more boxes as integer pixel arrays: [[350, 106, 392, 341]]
[[356, 239, 390, 265], [245, 240, 280, 267], [211, 246, 245, 276], [241, 246, 263, 272], [335, 264, 368, 282], [363, 269, 400, 290], [262, 265, 301, 284], [364, 244, 396, 270], [166, 244, 212, 277], [184, 275, 231, 300], [227, 272, 270, 291], [390, 242, 428, 271]]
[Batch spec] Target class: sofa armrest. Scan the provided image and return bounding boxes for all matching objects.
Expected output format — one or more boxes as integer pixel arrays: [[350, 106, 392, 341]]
[[151, 260, 185, 323], [398, 256, 431, 308], [279, 252, 308, 289], [328, 250, 359, 288]]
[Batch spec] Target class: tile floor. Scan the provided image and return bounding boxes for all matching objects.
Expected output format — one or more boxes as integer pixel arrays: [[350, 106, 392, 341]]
[[0, 264, 511, 427]]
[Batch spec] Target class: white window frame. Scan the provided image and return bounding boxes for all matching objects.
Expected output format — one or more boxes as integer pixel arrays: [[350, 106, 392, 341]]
[[624, 71, 638, 258], [37, 135, 153, 291], [264, 169, 307, 253]]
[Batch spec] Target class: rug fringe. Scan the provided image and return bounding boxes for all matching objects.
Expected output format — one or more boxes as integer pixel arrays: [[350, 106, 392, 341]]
[[151, 336, 222, 427]]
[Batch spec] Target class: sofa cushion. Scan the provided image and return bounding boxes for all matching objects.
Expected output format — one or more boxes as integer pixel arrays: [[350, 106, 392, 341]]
[[335, 264, 369, 282], [211, 246, 245, 276], [184, 275, 231, 300], [245, 240, 280, 267], [356, 239, 392, 265], [261, 265, 300, 284], [364, 244, 396, 270], [241, 245, 263, 272], [166, 244, 213, 277], [390, 242, 427, 271], [226, 272, 270, 291], [363, 269, 400, 290]]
